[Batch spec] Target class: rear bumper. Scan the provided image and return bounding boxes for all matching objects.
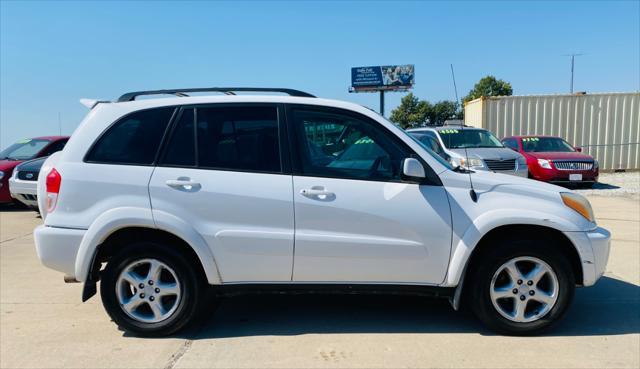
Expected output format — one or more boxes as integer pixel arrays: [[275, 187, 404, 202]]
[[9, 178, 38, 207], [563, 227, 611, 286], [34, 225, 85, 278]]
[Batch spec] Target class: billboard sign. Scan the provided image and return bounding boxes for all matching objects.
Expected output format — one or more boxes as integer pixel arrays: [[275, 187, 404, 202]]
[[351, 64, 414, 91]]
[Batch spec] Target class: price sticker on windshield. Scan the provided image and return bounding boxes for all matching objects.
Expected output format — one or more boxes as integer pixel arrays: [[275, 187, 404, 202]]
[[440, 129, 459, 134], [522, 137, 539, 142]]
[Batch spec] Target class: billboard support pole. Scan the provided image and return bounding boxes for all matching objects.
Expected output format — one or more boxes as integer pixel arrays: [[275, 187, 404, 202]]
[[380, 90, 385, 116]]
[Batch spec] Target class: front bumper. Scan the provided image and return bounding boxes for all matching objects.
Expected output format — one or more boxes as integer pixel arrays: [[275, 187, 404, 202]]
[[531, 167, 599, 183], [563, 227, 611, 286], [0, 178, 12, 203], [34, 225, 86, 278], [9, 177, 38, 208]]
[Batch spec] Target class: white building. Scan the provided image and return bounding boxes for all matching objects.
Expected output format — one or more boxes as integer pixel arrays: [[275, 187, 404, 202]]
[[464, 92, 640, 170]]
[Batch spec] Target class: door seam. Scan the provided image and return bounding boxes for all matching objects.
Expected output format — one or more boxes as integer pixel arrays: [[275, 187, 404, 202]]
[[290, 175, 296, 281]]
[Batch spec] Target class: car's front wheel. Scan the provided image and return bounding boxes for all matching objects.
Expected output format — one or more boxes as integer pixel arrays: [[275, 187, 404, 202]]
[[100, 242, 203, 336], [468, 239, 575, 335]]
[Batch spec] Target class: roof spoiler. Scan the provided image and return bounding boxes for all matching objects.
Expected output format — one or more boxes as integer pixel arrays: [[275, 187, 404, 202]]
[[79, 98, 110, 109]]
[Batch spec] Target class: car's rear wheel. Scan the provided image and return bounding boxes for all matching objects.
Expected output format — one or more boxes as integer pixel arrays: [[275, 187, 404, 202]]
[[100, 242, 203, 336], [468, 238, 575, 335]]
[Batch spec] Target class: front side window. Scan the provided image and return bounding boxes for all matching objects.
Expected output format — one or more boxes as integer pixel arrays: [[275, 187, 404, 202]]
[[292, 109, 404, 180], [86, 107, 174, 164], [438, 129, 504, 149], [196, 106, 281, 172], [411, 133, 446, 158], [522, 137, 575, 152], [503, 138, 519, 151], [0, 139, 51, 160]]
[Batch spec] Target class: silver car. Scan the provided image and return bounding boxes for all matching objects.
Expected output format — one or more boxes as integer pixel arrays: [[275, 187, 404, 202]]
[[408, 126, 528, 177]]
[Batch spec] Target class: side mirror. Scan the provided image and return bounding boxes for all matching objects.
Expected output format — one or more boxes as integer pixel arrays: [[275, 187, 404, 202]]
[[402, 158, 426, 179], [575, 147, 582, 152]]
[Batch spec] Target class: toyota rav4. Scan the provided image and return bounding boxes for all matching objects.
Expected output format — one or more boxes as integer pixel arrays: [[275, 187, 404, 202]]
[[34, 88, 610, 336]]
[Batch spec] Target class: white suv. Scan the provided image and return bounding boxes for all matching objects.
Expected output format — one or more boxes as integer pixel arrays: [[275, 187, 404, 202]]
[[34, 88, 610, 336]]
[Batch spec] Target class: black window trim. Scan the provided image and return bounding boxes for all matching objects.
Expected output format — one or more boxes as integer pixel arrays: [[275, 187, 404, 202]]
[[83, 106, 179, 167], [284, 104, 441, 186], [156, 102, 290, 176]]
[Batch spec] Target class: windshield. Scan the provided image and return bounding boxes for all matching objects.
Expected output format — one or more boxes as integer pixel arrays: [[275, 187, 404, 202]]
[[438, 129, 504, 149], [0, 139, 50, 160], [522, 137, 575, 152], [405, 133, 454, 169]]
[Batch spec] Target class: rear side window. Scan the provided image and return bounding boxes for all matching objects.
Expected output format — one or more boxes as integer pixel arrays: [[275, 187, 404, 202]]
[[40, 139, 68, 157], [86, 107, 174, 165], [196, 106, 281, 172]]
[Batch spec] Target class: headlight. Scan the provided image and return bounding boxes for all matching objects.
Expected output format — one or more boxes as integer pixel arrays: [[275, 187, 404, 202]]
[[593, 160, 599, 170], [561, 192, 595, 222], [517, 156, 527, 165], [451, 157, 484, 169], [465, 158, 484, 168], [0, 171, 4, 180], [537, 159, 552, 169]]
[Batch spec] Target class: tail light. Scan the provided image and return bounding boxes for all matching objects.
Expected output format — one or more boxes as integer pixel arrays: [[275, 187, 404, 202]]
[[45, 168, 61, 212]]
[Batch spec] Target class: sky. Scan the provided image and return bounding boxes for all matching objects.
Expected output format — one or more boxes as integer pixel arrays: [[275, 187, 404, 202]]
[[1, 0, 639, 149]]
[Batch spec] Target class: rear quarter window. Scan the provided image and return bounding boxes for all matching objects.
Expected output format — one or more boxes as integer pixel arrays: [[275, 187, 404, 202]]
[[86, 107, 175, 165]]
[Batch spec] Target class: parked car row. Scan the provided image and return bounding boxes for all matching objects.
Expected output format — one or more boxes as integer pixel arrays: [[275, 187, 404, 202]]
[[0, 122, 599, 211], [0, 136, 69, 208], [407, 125, 598, 187]]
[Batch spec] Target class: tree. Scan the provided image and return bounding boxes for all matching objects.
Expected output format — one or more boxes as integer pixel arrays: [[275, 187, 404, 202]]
[[462, 75, 513, 104], [389, 93, 431, 129], [428, 100, 461, 125], [390, 94, 461, 127]]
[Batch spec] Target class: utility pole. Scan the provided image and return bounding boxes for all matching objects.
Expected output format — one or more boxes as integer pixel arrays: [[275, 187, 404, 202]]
[[379, 91, 385, 116], [566, 53, 583, 93], [450, 63, 460, 107]]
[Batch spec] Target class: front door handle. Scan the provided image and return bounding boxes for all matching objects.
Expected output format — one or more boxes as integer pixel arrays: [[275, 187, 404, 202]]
[[300, 186, 334, 199], [166, 178, 201, 191]]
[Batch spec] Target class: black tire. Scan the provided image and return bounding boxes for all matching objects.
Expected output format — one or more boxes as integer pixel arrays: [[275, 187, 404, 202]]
[[100, 242, 204, 337], [467, 237, 575, 335]]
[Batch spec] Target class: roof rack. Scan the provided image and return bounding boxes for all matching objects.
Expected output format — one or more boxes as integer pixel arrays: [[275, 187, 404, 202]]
[[117, 87, 316, 102]]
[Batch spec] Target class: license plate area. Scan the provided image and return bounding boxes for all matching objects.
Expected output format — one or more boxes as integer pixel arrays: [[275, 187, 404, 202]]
[[569, 174, 583, 181]]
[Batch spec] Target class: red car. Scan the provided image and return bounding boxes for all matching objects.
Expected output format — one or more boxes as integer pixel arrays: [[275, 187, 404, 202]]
[[501, 135, 598, 187], [0, 136, 69, 204]]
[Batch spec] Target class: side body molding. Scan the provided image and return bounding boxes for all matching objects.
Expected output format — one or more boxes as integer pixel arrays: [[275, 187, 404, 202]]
[[74, 207, 222, 285]]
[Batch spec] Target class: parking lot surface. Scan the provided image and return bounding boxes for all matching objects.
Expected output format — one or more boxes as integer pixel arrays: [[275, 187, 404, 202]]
[[1, 195, 638, 369]]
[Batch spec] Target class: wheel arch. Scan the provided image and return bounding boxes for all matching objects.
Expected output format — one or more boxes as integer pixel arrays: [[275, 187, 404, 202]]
[[74, 207, 221, 285], [92, 227, 212, 286], [449, 224, 584, 310]]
